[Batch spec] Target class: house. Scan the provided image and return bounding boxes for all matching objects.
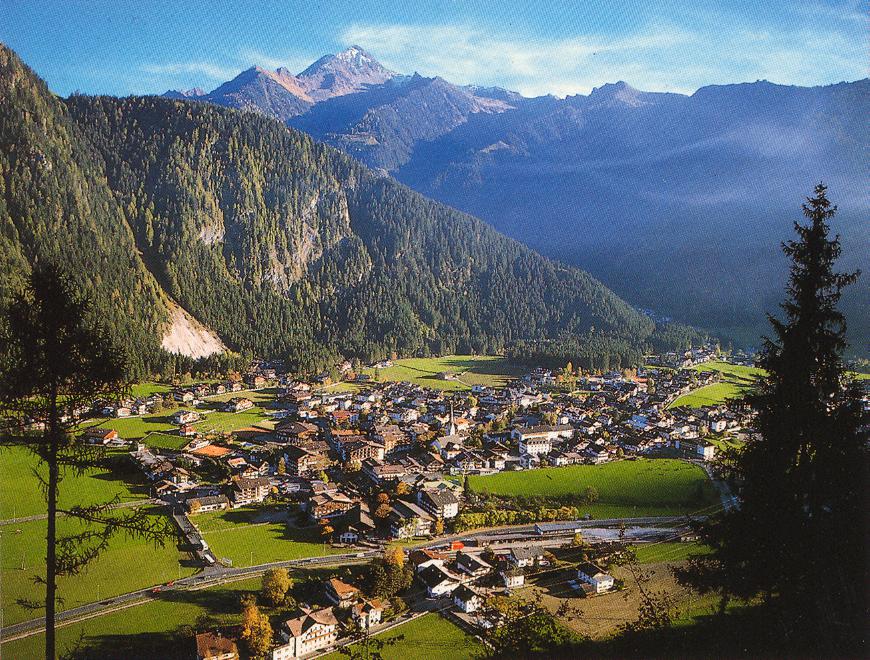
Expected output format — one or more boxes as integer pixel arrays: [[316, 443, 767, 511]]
[[501, 568, 525, 589], [456, 551, 492, 577], [417, 488, 461, 520], [275, 607, 339, 659], [576, 562, 615, 594], [408, 549, 449, 573], [518, 436, 552, 457], [173, 410, 200, 425], [512, 424, 574, 445], [275, 420, 319, 445], [418, 564, 460, 598], [82, 428, 119, 445], [230, 476, 270, 507], [195, 632, 239, 660], [223, 397, 254, 413], [389, 500, 434, 538], [285, 445, 327, 477], [324, 577, 359, 607], [308, 491, 356, 521], [350, 599, 383, 629], [180, 423, 197, 437], [186, 494, 230, 514], [174, 390, 195, 403], [453, 584, 483, 613], [508, 546, 547, 568]]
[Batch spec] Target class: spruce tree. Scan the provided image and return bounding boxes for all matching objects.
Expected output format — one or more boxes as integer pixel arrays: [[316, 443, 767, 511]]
[[678, 184, 867, 652]]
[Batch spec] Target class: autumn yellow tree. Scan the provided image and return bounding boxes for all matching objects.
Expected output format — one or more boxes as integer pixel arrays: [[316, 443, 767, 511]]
[[241, 601, 273, 657], [384, 546, 405, 567], [261, 568, 292, 606]]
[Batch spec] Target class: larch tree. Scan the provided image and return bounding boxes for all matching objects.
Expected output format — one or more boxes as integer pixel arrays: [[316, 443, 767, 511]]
[[0, 264, 173, 660]]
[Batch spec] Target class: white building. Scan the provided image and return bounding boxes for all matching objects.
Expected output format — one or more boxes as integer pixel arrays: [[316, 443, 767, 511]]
[[274, 607, 339, 659], [577, 562, 614, 594]]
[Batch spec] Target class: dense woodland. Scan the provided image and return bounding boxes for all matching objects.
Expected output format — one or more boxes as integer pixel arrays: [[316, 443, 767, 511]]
[[2, 44, 686, 379]]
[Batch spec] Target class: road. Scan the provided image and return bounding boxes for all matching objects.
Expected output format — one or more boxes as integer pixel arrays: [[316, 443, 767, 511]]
[[0, 515, 701, 645]]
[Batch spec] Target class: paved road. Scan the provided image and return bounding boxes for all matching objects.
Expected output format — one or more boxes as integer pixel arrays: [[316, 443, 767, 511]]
[[0, 515, 701, 644]]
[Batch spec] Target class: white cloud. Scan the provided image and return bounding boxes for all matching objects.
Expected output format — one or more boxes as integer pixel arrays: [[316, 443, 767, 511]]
[[141, 61, 238, 81], [339, 21, 866, 97]]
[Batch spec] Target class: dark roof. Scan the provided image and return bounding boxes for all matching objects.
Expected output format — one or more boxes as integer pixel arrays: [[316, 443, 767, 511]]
[[418, 564, 457, 588], [196, 632, 238, 658]]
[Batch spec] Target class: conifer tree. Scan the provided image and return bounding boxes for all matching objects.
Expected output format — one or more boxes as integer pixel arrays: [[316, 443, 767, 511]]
[[677, 184, 866, 652]]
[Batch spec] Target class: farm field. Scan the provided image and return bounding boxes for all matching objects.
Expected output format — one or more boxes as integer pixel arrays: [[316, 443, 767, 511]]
[[670, 360, 763, 409], [0, 446, 147, 520], [0, 577, 262, 659], [634, 541, 711, 564], [140, 431, 191, 450], [0, 508, 194, 626], [360, 355, 525, 391], [194, 507, 343, 566], [669, 382, 745, 409], [130, 382, 172, 398], [322, 613, 481, 660], [467, 459, 717, 515]]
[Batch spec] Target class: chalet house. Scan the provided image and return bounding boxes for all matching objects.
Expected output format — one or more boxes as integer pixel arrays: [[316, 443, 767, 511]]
[[335, 503, 376, 544], [361, 459, 406, 484], [308, 491, 355, 521], [418, 564, 460, 598], [246, 374, 266, 388], [275, 420, 320, 445], [456, 551, 492, 577], [417, 488, 460, 519], [230, 476, 270, 507], [180, 424, 197, 437], [223, 397, 254, 413], [195, 631, 239, 660], [186, 494, 230, 514], [452, 584, 483, 613], [409, 549, 449, 573], [173, 410, 200, 425], [174, 390, 195, 403], [82, 428, 119, 445], [709, 418, 727, 433], [285, 445, 327, 477], [389, 500, 434, 538], [577, 562, 615, 594], [508, 546, 547, 568], [501, 568, 525, 589], [275, 607, 339, 659], [350, 599, 383, 629], [324, 577, 360, 607]]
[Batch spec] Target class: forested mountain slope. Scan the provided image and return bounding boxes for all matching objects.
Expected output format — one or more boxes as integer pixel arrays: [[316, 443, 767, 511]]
[[1, 44, 666, 376]]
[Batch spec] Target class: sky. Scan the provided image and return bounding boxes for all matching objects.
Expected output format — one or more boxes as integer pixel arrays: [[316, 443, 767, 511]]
[[1, 0, 866, 98]]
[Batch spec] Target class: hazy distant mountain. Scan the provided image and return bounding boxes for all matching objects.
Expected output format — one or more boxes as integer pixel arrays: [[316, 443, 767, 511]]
[[162, 87, 206, 99], [160, 49, 869, 352], [3, 43, 660, 376], [296, 45, 395, 102]]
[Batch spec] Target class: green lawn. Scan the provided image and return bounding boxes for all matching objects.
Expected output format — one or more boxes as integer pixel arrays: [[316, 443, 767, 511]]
[[0, 508, 195, 626], [195, 507, 342, 566], [142, 431, 191, 450], [670, 360, 764, 409], [467, 459, 717, 515], [669, 382, 745, 409], [191, 407, 275, 434], [0, 578, 262, 660], [130, 382, 172, 398], [322, 613, 482, 660], [0, 446, 147, 520], [634, 541, 711, 564], [360, 355, 525, 391]]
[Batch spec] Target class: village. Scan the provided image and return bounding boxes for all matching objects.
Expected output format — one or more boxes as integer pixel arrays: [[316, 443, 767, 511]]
[[49, 346, 772, 658]]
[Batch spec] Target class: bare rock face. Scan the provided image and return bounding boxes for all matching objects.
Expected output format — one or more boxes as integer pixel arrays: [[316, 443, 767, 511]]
[[296, 45, 396, 102]]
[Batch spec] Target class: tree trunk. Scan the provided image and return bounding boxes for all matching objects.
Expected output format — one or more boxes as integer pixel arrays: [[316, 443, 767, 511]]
[[45, 386, 59, 660]]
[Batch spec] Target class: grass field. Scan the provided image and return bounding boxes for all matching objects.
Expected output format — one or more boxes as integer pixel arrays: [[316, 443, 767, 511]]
[[0, 508, 195, 626], [130, 382, 172, 398], [467, 459, 717, 516], [0, 577, 262, 659], [195, 507, 343, 566], [634, 541, 711, 564], [0, 446, 147, 520], [360, 355, 525, 391], [322, 613, 481, 660], [141, 431, 191, 450], [670, 360, 763, 409]]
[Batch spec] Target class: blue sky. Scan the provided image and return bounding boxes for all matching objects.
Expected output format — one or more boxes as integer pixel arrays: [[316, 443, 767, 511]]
[[2, 0, 866, 97]]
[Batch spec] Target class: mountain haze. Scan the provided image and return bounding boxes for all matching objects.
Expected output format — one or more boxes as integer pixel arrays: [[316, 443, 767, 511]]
[[1, 43, 664, 377], [171, 49, 869, 351]]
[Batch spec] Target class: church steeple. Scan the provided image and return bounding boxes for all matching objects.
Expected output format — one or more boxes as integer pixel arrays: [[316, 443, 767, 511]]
[[447, 401, 457, 436]]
